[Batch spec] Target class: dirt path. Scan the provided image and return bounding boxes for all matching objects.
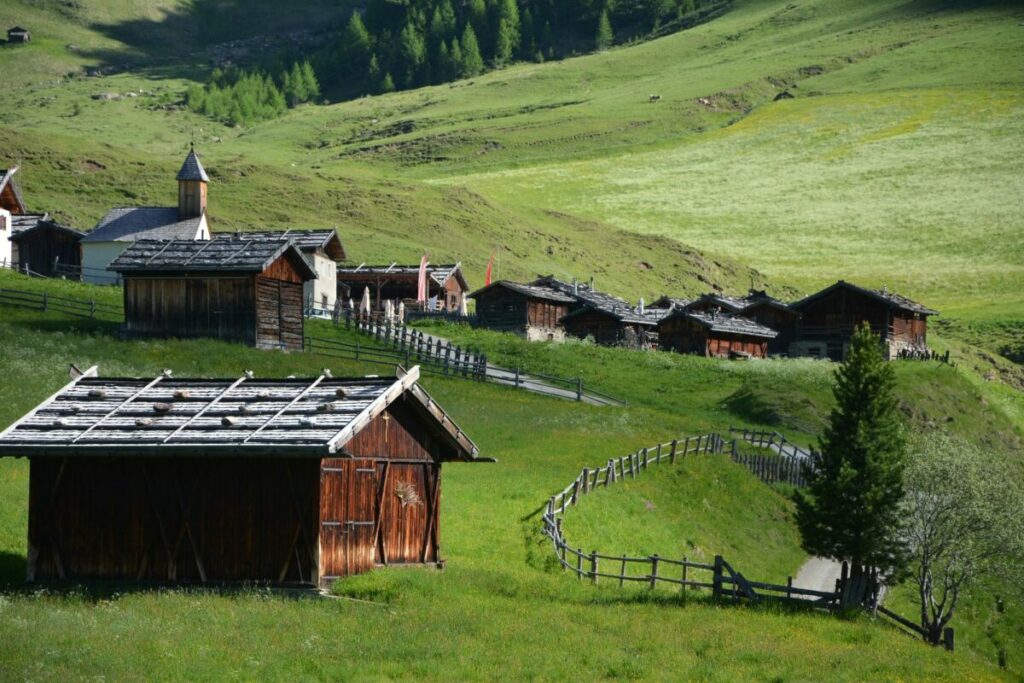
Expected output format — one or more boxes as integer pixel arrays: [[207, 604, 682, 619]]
[[794, 556, 843, 595]]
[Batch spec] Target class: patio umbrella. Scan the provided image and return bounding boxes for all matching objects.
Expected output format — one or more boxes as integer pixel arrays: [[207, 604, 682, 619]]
[[398, 301, 406, 322], [360, 286, 371, 315]]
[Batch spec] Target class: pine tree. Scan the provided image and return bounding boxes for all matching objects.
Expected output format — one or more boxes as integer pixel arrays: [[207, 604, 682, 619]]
[[398, 20, 427, 87], [459, 24, 485, 77], [300, 61, 320, 103], [449, 39, 464, 79], [795, 323, 908, 582], [379, 72, 395, 93], [341, 11, 372, 73], [492, 0, 520, 65], [467, 0, 488, 41], [595, 9, 613, 51]]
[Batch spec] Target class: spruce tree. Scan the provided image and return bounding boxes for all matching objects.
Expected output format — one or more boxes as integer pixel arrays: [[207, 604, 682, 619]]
[[300, 61, 320, 102], [459, 24, 485, 77], [595, 9, 613, 51], [379, 72, 395, 93], [398, 21, 426, 87], [341, 12, 372, 73], [795, 323, 908, 580], [493, 0, 520, 65]]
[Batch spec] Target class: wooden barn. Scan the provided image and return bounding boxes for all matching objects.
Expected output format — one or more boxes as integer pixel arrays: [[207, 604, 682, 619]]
[[789, 280, 938, 360], [0, 365, 482, 586], [739, 290, 800, 356], [6, 26, 30, 44], [469, 280, 575, 342], [337, 264, 469, 313], [9, 219, 84, 277], [109, 237, 316, 350], [238, 230, 346, 312], [658, 309, 778, 359], [561, 305, 663, 348]]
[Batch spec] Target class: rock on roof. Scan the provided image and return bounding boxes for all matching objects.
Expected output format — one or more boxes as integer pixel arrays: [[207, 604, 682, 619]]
[[469, 280, 577, 303], [664, 309, 779, 339], [10, 219, 84, 242], [791, 280, 938, 316], [561, 304, 666, 326], [85, 207, 204, 242], [682, 293, 748, 313], [232, 229, 346, 261], [108, 237, 317, 278], [337, 263, 469, 290], [9, 213, 48, 235], [176, 149, 210, 182], [0, 366, 479, 459]]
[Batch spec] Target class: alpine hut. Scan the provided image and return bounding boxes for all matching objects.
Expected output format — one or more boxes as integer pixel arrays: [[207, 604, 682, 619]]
[[9, 219, 84, 277], [737, 290, 799, 356], [531, 276, 664, 347], [336, 263, 469, 314], [6, 26, 31, 44], [789, 280, 937, 360], [236, 229, 346, 313], [658, 309, 778, 359], [109, 237, 316, 350], [82, 147, 211, 284], [0, 365, 482, 586], [469, 280, 575, 341]]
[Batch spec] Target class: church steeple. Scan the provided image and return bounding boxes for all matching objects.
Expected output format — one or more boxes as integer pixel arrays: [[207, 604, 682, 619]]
[[176, 144, 209, 219]]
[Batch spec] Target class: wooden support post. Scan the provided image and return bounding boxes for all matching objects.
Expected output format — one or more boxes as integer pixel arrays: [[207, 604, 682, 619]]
[[576, 378, 583, 401], [670, 439, 678, 464], [581, 468, 590, 494], [571, 479, 579, 506], [682, 557, 688, 591], [656, 443, 663, 464], [649, 555, 659, 589], [943, 627, 954, 652], [591, 552, 599, 585], [619, 556, 627, 587], [712, 555, 724, 599], [576, 548, 583, 579], [787, 576, 793, 599], [642, 447, 649, 469]]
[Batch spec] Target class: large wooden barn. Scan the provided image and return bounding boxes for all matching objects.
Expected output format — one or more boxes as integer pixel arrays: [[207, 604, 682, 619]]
[[0, 365, 481, 586], [470, 280, 575, 341], [789, 280, 938, 360], [109, 237, 316, 350], [658, 309, 778, 358], [9, 219, 84, 277], [337, 263, 469, 313]]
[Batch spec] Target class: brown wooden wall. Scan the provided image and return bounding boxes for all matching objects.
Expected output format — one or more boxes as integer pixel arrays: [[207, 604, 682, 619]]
[[124, 276, 256, 345], [707, 335, 769, 359], [742, 303, 796, 355], [891, 311, 927, 346], [13, 227, 81, 276], [0, 181, 24, 214], [27, 457, 320, 584], [659, 317, 708, 355], [255, 276, 304, 350], [474, 289, 567, 335], [564, 311, 625, 345]]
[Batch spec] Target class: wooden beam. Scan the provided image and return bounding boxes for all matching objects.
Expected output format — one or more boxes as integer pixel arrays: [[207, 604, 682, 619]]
[[0, 365, 98, 442], [72, 372, 168, 443], [243, 374, 327, 443], [162, 374, 249, 443], [325, 368, 420, 453]]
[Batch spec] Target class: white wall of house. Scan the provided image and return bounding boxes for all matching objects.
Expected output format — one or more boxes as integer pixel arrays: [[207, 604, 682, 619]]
[[82, 241, 129, 284], [304, 250, 338, 311], [0, 208, 10, 267]]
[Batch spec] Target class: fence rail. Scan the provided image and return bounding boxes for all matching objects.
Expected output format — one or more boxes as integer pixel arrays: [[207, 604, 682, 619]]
[[305, 335, 487, 380], [0, 286, 123, 322]]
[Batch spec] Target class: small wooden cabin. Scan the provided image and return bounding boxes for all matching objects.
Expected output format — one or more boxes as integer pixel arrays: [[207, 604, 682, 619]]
[[109, 237, 316, 350], [238, 229, 346, 312], [337, 264, 469, 313], [789, 280, 937, 360], [6, 26, 30, 44], [739, 291, 800, 356], [658, 310, 777, 358], [561, 305, 662, 348], [0, 365, 482, 586], [9, 220, 84, 277], [469, 280, 575, 342]]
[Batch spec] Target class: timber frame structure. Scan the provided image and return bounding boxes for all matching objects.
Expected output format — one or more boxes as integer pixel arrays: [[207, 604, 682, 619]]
[[0, 365, 483, 587]]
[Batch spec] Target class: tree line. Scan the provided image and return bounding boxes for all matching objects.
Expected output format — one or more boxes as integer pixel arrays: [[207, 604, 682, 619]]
[[185, 61, 320, 126]]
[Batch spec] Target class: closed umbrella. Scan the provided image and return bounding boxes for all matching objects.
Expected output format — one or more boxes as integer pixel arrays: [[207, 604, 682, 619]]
[[398, 301, 406, 323], [360, 287, 371, 315], [459, 296, 468, 317]]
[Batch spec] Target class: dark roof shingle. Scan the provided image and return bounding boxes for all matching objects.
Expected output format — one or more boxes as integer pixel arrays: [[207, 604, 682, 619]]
[[108, 237, 317, 278], [469, 280, 577, 303], [231, 229, 346, 261], [85, 207, 204, 242], [176, 149, 210, 182]]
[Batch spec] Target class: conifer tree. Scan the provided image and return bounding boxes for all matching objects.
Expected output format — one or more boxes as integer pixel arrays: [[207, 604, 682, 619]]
[[341, 12, 372, 73], [595, 9, 613, 51], [300, 61, 320, 102], [493, 0, 521, 65], [398, 21, 427, 87], [795, 323, 908, 581], [379, 72, 396, 93], [459, 24, 485, 77]]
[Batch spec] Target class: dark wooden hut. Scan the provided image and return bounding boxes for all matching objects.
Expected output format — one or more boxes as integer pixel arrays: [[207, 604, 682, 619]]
[[469, 280, 575, 341], [739, 290, 800, 356], [0, 365, 482, 586], [9, 220, 84, 277], [561, 306, 663, 348], [337, 264, 469, 313], [109, 237, 316, 350], [658, 309, 777, 359], [6, 26, 30, 44], [789, 280, 937, 360]]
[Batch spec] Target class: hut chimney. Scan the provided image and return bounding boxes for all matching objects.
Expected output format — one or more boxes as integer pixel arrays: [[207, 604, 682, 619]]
[[572, 277, 579, 296], [638, 297, 645, 314], [589, 276, 594, 290]]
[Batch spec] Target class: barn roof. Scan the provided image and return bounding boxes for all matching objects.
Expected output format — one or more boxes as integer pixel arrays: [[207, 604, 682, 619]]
[[662, 309, 779, 338], [0, 366, 480, 460], [791, 280, 938, 316], [337, 263, 469, 291], [108, 237, 317, 278], [530, 275, 634, 310], [176, 149, 210, 182], [468, 280, 576, 303], [10, 219, 84, 242], [651, 295, 692, 310], [10, 213, 48, 235], [0, 167, 27, 214], [8, 26, 29, 33], [561, 304, 666, 327], [682, 293, 748, 313], [85, 207, 204, 242], [231, 229, 346, 261]]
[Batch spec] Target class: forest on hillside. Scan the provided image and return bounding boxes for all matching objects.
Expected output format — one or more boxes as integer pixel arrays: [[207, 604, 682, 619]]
[[186, 0, 721, 125]]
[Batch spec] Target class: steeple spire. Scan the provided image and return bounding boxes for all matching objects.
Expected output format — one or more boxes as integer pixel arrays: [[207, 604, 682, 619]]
[[176, 146, 209, 218]]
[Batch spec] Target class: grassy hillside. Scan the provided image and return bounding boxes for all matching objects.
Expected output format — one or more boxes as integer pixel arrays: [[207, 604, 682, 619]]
[[0, 274, 1014, 680]]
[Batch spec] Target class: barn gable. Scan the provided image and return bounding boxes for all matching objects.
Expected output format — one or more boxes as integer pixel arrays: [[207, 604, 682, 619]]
[[0, 167, 27, 214]]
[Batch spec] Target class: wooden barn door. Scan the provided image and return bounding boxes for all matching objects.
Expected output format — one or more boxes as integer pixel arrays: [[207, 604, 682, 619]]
[[319, 460, 379, 582]]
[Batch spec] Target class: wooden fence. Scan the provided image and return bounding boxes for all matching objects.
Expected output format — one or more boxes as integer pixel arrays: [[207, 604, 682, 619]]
[[0, 286, 123, 322], [540, 432, 954, 649], [305, 335, 487, 380]]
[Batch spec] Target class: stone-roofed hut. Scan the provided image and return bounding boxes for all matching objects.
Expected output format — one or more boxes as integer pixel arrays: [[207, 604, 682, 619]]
[[789, 280, 938, 360], [109, 237, 316, 350], [235, 229, 346, 312], [9, 219, 84, 277], [658, 309, 778, 358], [6, 26, 30, 44], [0, 365, 483, 586], [336, 263, 469, 314], [469, 280, 576, 341], [82, 148, 212, 284]]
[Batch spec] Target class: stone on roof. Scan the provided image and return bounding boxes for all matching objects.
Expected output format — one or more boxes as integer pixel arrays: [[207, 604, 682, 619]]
[[176, 149, 210, 182], [108, 237, 317, 278], [683, 292, 747, 313], [9, 213, 48, 234], [0, 366, 479, 459], [667, 310, 779, 338], [239, 229, 346, 261], [85, 207, 204, 242]]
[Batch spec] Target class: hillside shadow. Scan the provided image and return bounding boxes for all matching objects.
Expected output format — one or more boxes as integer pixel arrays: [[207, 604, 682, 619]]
[[0, 552, 26, 590]]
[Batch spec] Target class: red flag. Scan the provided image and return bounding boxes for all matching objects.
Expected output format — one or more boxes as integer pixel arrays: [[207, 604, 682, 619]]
[[485, 252, 494, 286], [417, 254, 429, 303]]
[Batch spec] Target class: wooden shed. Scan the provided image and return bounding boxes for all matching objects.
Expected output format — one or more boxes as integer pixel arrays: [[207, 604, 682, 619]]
[[9, 220, 84, 277], [237, 229, 346, 312], [561, 305, 663, 349], [337, 264, 469, 313], [739, 291, 800, 356], [109, 237, 316, 350], [789, 280, 938, 360], [469, 280, 575, 342], [0, 365, 482, 586], [6, 26, 30, 44], [658, 309, 778, 358]]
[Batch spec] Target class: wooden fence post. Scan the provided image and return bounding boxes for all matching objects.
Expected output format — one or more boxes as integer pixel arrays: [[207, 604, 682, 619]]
[[576, 378, 583, 401], [712, 555, 724, 599], [642, 447, 649, 469], [619, 556, 627, 587], [577, 548, 584, 579], [649, 555, 659, 589], [581, 468, 590, 494], [943, 627, 954, 652], [682, 556, 688, 592], [656, 443, 663, 464], [571, 479, 579, 506], [591, 552, 599, 585], [670, 439, 678, 464]]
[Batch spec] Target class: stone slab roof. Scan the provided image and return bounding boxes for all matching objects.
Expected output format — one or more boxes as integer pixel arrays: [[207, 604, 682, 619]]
[[85, 207, 204, 243], [176, 149, 210, 182], [108, 237, 316, 278], [232, 229, 346, 261], [791, 280, 938, 316], [469, 280, 577, 303]]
